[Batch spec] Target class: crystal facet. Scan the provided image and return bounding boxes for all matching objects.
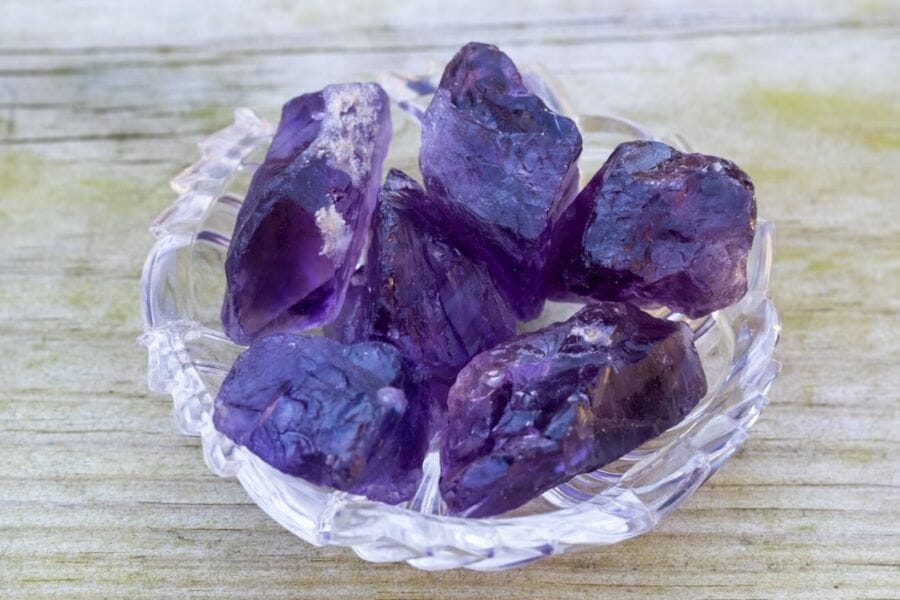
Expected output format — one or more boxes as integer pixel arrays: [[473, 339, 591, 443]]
[[547, 140, 756, 318], [221, 83, 392, 344], [325, 169, 517, 433], [213, 334, 427, 504], [440, 302, 707, 517], [419, 42, 583, 320]]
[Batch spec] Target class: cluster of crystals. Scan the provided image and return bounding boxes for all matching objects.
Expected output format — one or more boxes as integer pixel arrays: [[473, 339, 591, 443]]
[[215, 42, 756, 514]]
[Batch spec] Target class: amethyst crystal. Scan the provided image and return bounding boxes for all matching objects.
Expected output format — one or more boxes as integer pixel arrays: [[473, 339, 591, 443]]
[[419, 42, 583, 320], [547, 140, 756, 318], [213, 334, 427, 503], [221, 83, 392, 344], [440, 302, 707, 517], [325, 169, 517, 432]]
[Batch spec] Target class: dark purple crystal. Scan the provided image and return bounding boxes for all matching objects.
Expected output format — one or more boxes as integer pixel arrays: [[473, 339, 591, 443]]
[[547, 140, 756, 318], [213, 334, 427, 503], [419, 42, 582, 320], [325, 169, 517, 433], [221, 83, 391, 344], [440, 302, 707, 517]]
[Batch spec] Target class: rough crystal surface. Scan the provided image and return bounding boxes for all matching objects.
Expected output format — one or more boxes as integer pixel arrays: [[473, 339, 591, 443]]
[[418, 42, 583, 320], [213, 334, 427, 503], [221, 83, 391, 344], [547, 140, 756, 317], [440, 302, 707, 517], [325, 169, 517, 433]]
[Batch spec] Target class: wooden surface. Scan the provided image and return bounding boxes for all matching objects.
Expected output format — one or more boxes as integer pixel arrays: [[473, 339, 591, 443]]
[[1, 1, 898, 598]]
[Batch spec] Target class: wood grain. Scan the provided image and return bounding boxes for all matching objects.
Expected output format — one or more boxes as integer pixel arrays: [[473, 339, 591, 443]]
[[0, 1, 898, 598]]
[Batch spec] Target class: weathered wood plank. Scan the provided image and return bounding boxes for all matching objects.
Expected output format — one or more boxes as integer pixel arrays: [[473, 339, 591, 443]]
[[0, 1, 898, 598]]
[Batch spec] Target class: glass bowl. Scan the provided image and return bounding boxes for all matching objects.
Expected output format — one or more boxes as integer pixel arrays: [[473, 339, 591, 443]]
[[139, 72, 781, 571]]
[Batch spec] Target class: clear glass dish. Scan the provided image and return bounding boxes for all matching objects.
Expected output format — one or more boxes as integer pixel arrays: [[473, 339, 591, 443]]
[[139, 71, 781, 571]]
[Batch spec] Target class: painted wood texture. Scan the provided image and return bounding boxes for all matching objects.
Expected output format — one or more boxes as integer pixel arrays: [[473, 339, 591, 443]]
[[0, 2, 898, 598]]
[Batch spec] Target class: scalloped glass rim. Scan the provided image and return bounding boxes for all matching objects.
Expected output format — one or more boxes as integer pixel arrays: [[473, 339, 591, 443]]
[[139, 73, 781, 571]]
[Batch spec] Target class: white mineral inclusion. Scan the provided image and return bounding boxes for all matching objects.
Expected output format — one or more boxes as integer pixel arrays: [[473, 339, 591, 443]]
[[569, 324, 616, 345], [309, 83, 383, 262], [312, 83, 382, 187], [314, 205, 351, 261], [376, 387, 408, 412], [482, 368, 506, 389]]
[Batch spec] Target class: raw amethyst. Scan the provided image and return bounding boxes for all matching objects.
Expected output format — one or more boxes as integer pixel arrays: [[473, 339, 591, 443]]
[[221, 83, 391, 344], [440, 302, 707, 517], [213, 334, 427, 503], [547, 140, 756, 318], [325, 169, 517, 433], [419, 42, 582, 320]]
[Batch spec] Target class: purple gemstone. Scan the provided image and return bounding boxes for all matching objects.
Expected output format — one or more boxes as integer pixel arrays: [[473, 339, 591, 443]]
[[325, 169, 517, 433], [419, 42, 582, 320], [440, 302, 707, 517], [547, 140, 756, 318], [221, 83, 392, 344], [213, 334, 427, 504], [322, 266, 368, 343]]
